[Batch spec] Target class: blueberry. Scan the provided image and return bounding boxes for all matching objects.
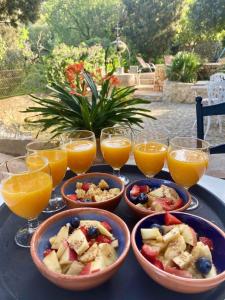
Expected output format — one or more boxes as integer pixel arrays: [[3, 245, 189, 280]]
[[137, 193, 148, 204], [130, 196, 138, 204], [150, 223, 164, 235], [71, 217, 80, 228], [87, 226, 99, 239], [83, 198, 93, 202], [195, 257, 212, 275]]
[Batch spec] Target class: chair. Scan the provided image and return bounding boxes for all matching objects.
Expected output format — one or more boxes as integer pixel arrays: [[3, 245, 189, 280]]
[[196, 96, 225, 154], [136, 56, 155, 72]]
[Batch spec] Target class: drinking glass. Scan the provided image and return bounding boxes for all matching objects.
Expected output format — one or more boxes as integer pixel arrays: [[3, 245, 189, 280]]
[[63, 130, 96, 175], [100, 126, 132, 185], [167, 137, 210, 210], [134, 132, 168, 178], [26, 139, 68, 213], [0, 155, 52, 247]]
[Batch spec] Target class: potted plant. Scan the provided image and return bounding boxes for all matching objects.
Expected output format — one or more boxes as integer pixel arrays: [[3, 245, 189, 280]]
[[24, 62, 154, 161]]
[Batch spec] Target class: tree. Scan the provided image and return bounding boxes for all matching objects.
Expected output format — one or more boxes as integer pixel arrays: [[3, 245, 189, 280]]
[[43, 0, 122, 46], [0, 0, 43, 26], [122, 0, 184, 59]]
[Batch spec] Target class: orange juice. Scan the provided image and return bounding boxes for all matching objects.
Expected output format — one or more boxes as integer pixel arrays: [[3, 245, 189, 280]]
[[134, 142, 167, 177], [27, 150, 67, 187], [167, 149, 208, 188], [65, 140, 96, 174], [1, 172, 52, 219], [101, 137, 131, 169]]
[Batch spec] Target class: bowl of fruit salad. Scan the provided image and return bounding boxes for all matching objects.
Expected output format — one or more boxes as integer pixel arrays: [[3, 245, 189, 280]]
[[125, 178, 191, 217], [30, 207, 130, 290], [61, 173, 124, 211], [131, 211, 225, 293]]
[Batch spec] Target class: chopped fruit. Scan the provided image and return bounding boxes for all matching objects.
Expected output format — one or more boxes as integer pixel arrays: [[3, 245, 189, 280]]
[[91, 255, 105, 273], [149, 223, 164, 235], [80, 262, 92, 275], [157, 197, 183, 211], [111, 239, 119, 248], [195, 257, 212, 275], [67, 229, 89, 255], [87, 227, 99, 239], [173, 251, 192, 269], [59, 247, 77, 266], [199, 237, 214, 250], [100, 221, 112, 232], [191, 242, 212, 261], [67, 194, 77, 201], [43, 249, 52, 257], [144, 240, 166, 252], [130, 185, 140, 197], [66, 261, 84, 276], [82, 183, 90, 192], [204, 264, 217, 278], [139, 185, 150, 193], [96, 234, 112, 244], [51, 225, 69, 250], [79, 243, 98, 263], [98, 222, 113, 238], [150, 187, 164, 198], [80, 220, 99, 228], [49, 236, 56, 246], [80, 226, 88, 236], [164, 235, 186, 261], [98, 179, 109, 190], [141, 244, 159, 261], [137, 193, 149, 204], [152, 258, 164, 270], [141, 228, 163, 241], [71, 217, 80, 229], [163, 227, 180, 243], [57, 240, 68, 259], [179, 224, 197, 246], [164, 266, 192, 278], [98, 243, 117, 267], [43, 250, 62, 274], [165, 212, 182, 225]]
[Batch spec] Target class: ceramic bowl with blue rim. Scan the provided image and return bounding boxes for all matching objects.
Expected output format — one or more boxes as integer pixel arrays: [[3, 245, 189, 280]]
[[30, 208, 130, 291], [125, 178, 191, 217], [131, 211, 225, 293], [61, 172, 124, 211]]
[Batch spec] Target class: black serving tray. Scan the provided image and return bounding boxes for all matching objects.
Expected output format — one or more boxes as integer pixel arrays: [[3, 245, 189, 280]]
[[0, 164, 225, 300]]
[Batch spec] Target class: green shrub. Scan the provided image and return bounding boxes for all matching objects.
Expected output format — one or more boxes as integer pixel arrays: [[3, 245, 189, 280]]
[[167, 52, 202, 83]]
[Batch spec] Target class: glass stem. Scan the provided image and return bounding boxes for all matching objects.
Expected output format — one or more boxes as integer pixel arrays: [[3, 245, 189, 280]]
[[27, 218, 39, 234], [113, 168, 121, 177]]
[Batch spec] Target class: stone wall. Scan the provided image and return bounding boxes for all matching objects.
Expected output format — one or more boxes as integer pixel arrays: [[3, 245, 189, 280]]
[[163, 80, 208, 103]]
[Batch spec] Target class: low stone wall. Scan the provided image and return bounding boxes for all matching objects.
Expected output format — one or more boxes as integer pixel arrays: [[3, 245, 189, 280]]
[[163, 80, 208, 103]]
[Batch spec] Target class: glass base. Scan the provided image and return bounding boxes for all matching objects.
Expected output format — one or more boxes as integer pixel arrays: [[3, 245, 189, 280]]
[[43, 196, 66, 213], [119, 175, 130, 185], [187, 194, 199, 210], [15, 221, 39, 248]]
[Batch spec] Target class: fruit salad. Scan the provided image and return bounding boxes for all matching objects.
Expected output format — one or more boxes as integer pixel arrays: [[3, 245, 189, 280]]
[[129, 184, 183, 211], [43, 217, 118, 275], [140, 212, 217, 279], [67, 180, 120, 203]]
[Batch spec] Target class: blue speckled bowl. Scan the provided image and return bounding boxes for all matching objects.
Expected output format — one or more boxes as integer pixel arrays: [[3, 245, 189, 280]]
[[31, 208, 130, 291], [125, 178, 191, 217], [132, 212, 225, 293], [61, 172, 124, 211]]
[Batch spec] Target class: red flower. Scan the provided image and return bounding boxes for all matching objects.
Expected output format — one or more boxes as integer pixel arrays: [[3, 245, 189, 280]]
[[110, 75, 120, 86]]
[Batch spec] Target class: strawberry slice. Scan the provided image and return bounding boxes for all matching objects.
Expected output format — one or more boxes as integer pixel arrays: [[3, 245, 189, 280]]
[[139, 185, 150, 193], [80, 226, 88, 236], [199, 237, 214, 250], [67, 194, 77, 201], [164, 266, 192, 278], [141, 244, 159, 262], [80, 262, 92, 275], [96, 234, 112, 244], [82, 183, 90, 192], [101, 221, 112, 232], [130, 185, 140, 197], [152, 258, 164, 270], [165, 212, 182, 225], [43, 248, 52, 257]]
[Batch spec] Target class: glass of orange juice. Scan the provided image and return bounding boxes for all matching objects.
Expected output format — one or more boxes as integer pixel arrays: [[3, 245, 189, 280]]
[[100, 126, 132, 184], [26, 139, 68, 213], [63, 130, 96, 175], [134, 132, 168, 178], [167, 137, 210, 210], [0, 155, 52, 247]]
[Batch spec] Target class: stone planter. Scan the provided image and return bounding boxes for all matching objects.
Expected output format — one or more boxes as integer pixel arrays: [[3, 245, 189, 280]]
[[163, 80, 208, 103]]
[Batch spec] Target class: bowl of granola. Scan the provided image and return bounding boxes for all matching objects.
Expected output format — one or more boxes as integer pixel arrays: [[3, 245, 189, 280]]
[[125, 178, 191, 217], [61, 173, 124, 211]]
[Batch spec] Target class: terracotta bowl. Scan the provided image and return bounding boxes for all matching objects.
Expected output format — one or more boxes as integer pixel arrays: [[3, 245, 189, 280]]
[[125, 178, 191, 218], [131, 212, 225, 294], [31, 208, 130, 291], [61, 172, 124, 211]]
